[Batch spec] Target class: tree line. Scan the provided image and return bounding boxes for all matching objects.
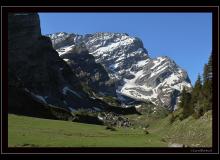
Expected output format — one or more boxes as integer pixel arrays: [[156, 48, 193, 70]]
[[178, 53, 212, 120]]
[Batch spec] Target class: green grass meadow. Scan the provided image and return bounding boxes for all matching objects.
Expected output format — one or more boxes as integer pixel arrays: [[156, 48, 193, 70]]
[[8, 114, 166, 147], [8, 110, 212, 147]]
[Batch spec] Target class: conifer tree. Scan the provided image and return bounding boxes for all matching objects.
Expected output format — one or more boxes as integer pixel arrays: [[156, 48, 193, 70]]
[[203, 64, 209, 84], [179, 87, 186, 109], [190, 74, 202, 109], [182, 92, 192, 118], [179, 87, 192, 120], [193, 53, 212, 118], [193, 74, 202, 99], [208, 53, 212, 79], [202, 53, 212, 111]]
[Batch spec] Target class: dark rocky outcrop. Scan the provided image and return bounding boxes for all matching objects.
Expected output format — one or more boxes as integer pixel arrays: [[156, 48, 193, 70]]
[[8, 13, 99, 118], [98, 112, 132, 128]]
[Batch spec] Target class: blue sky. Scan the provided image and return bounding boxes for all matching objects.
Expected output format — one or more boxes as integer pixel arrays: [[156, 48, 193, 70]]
[[39, 13, 212, 85]]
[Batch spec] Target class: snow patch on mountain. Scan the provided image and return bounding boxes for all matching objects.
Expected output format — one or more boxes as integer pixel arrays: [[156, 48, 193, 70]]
[[57, 44, 76, 56], [47, 32, 192, 110], [63, 86, 82, 98]]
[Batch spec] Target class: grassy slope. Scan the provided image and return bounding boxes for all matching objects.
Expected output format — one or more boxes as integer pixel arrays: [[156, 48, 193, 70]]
[[8, 114, 166, 147], [123, 109, 212, 147], [8, 109, 212, 147], [149, 110, 212, 147]]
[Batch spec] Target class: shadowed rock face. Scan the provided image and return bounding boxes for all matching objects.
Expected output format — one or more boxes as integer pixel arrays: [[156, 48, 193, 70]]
[[8, 13, 95, 113]]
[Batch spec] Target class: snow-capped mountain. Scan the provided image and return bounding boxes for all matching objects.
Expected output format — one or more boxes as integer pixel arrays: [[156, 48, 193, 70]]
[[47, 32, 192, 110]]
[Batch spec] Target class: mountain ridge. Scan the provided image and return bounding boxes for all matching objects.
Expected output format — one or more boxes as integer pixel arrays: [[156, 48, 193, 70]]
[[47, 32, 192, 110]]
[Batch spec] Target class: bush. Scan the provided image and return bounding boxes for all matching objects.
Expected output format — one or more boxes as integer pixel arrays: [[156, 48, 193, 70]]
[[102, 96, 120, 107], [145, 124, 150, 128], [144, 130, 149, 135], [72, 108, 98, 117], [161, 138, 167, 142], [179, 113, 186, 121], [193, 101, 206, 119], [105, 125, 116, 131], [169, 113, 176, 124], [193, 107, 203, 119]]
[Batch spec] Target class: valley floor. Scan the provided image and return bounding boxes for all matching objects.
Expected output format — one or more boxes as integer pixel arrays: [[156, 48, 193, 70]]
[[8, 114, 166, 147], [8, 111, 212, 147]]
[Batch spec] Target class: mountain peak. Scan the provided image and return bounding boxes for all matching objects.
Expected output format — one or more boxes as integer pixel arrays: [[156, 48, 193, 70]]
[[47, 32, 192, 110]]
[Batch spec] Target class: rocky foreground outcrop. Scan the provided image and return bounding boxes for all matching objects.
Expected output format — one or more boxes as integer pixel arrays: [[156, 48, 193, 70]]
[[98, 112, 132, 127]]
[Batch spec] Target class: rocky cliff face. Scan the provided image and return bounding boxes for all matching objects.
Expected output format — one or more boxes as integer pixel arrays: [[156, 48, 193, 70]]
[[48, 32, 192, 110], [58, 43, 117, 97], [8, 13, 108, 115]]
